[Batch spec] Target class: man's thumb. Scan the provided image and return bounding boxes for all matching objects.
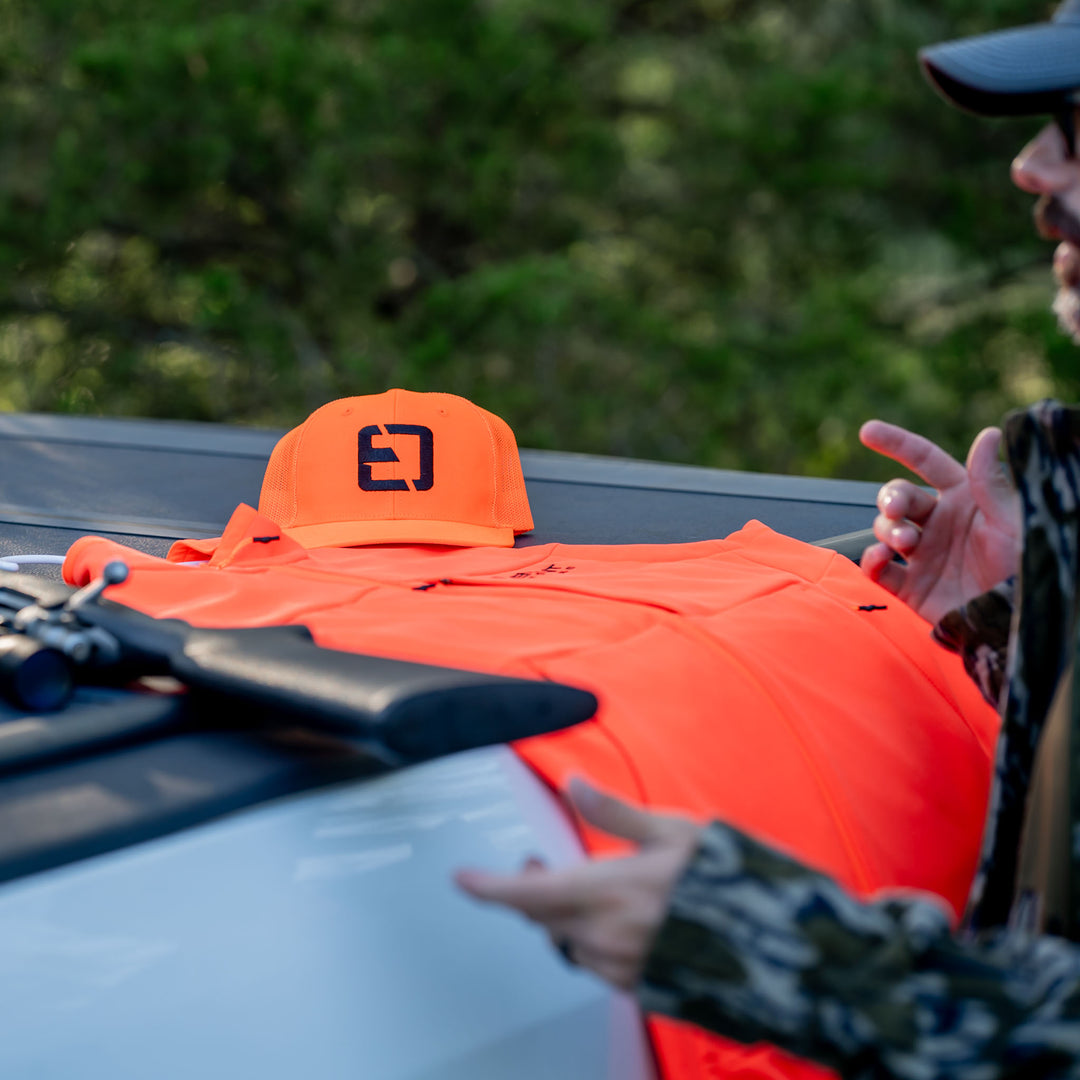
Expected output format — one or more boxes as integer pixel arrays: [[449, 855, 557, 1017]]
[[967, 427, 1016, 510]]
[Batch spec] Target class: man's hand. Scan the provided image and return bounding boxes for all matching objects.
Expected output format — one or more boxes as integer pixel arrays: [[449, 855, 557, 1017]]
[[858, 420, 1021, 625], [455, 778, 701, 991]]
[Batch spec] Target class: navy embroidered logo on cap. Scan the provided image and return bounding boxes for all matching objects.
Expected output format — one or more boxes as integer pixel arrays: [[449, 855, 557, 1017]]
[[357, 424, 435, 492]]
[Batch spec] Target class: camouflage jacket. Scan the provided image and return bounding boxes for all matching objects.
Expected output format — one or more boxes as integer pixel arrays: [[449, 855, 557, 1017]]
[[639, 401, 1080, 1079]]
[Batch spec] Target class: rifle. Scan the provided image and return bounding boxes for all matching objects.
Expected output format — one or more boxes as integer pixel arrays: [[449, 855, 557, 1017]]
[[0, 561, 597, 769]]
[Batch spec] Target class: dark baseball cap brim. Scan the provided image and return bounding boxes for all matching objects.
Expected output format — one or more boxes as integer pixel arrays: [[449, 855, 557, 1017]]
[[920, 21, 1080, 117]]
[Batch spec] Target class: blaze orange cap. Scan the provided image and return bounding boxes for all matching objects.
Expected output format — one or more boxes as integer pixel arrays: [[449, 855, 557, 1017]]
[[258, 389, 534, 549]]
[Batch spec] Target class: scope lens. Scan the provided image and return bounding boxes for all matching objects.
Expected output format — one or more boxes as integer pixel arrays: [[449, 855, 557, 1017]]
[[0, 636, 74, 712]]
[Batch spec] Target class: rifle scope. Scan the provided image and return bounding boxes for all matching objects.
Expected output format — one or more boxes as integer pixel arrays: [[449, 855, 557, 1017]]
[[0, 634, 74, 712]]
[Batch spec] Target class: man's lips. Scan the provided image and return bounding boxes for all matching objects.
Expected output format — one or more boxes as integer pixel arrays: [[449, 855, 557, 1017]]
[[1035, 193, 1080, 246]]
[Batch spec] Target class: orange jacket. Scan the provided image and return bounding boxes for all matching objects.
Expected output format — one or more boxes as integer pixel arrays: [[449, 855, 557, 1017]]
[[65, 507, 998, 1080]]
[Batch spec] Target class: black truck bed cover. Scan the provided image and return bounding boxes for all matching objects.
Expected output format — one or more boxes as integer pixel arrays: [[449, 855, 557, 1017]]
[[0, 411, 881, 554]]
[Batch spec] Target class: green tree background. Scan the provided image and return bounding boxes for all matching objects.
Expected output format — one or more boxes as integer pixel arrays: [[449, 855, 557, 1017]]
[[0, 0, 1073, 478]]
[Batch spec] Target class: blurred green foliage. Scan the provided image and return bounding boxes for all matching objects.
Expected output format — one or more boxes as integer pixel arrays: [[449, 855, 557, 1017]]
[[0, 0, 1074, 478]]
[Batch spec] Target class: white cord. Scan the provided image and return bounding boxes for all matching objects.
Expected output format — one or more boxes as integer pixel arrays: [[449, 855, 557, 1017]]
[[0, 554, 67, 572]]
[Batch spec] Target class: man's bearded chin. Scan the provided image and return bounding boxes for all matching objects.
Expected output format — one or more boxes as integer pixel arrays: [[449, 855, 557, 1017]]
[[1036, 195, 1080, 342]]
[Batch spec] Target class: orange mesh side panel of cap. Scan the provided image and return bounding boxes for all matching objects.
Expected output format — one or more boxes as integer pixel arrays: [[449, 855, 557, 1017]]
[[481, 406, 534, 532], [259, 424, 303, 526]]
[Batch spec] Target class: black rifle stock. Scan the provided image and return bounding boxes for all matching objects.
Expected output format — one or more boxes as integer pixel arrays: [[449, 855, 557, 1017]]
[[0, 564, 597, 763]]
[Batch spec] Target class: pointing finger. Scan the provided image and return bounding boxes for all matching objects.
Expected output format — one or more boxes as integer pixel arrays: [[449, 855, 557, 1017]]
[[454, 866, 588, 919], [860, 420, 966, 492]]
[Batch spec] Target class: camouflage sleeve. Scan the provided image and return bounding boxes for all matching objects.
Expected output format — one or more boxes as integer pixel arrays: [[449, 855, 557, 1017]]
[[932, 576, 1016, 708], [639, 821, 1080, 1079]]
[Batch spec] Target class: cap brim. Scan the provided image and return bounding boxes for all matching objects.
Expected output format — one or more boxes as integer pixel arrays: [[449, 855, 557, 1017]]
[[920, 23, 1080, 116], [282, 518, 520, 550]]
